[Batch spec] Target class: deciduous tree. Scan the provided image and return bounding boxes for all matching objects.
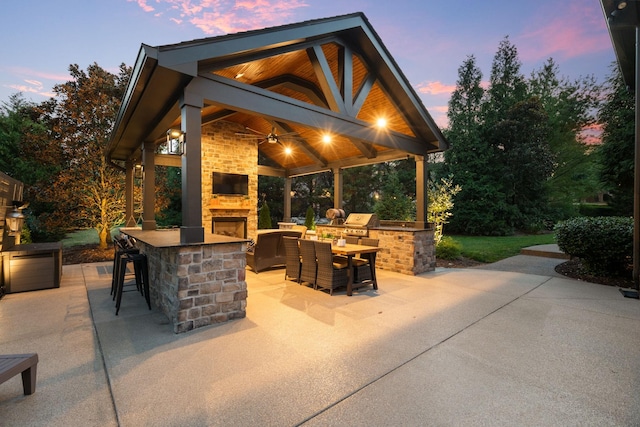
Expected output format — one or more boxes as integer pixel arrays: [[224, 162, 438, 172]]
[[43, 63, 131, 248]]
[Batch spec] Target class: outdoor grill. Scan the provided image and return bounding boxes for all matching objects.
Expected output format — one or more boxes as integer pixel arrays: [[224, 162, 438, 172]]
[[343, 213, 379, 237]]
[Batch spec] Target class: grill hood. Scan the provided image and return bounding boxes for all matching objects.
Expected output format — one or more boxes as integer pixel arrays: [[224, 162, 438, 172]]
[[344, 213, 379, 228]]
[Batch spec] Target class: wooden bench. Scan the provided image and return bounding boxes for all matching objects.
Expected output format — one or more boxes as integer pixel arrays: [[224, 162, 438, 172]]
[[0, 353, 38, 395]]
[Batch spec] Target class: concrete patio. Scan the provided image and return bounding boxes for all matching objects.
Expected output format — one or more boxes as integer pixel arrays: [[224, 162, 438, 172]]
[[1, 252, 639, 426]]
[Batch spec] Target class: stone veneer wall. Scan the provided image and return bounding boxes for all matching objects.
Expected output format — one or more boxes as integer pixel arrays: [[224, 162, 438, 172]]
[[138, 240, 247, 333], [201, 121, 258, 237], [315, 226, 436, 276]]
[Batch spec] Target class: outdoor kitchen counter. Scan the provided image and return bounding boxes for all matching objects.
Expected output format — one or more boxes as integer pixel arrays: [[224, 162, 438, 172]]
[[119, 228, 249, 333], [120, 228, 248, 247], [316, 224, 436, 276]]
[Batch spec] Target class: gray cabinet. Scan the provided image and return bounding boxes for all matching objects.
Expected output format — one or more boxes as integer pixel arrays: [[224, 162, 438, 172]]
[[2, 243, 62, 293]]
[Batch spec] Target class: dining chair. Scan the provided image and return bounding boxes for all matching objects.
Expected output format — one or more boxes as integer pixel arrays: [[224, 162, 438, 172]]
[[313, 240, 349, 295], [299, 239, 317, 287], [282, 236, 301, 282], [354, 238, 379, 288]]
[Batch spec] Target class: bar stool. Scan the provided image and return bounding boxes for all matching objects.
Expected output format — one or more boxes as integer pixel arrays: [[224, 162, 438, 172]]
[[110, 236, 140, 299], [114, 252, 151, 315]]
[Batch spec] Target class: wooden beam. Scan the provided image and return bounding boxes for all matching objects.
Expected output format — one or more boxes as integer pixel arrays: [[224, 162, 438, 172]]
[[191, 73, 430, 155]]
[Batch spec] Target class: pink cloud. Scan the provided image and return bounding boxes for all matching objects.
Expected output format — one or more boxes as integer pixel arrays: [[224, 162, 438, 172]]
[[127, 0, 155, 13], [517, 2, 610, 62], [8, 66, 69, 82], [133, 0, 309, 35], [416, 80, 456, 96], [5, 82, 55, 98], [580, 123, 603, 145]]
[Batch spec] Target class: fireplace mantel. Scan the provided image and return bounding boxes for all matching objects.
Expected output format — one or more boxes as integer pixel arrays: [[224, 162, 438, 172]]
[[209, 198, 251, 210]]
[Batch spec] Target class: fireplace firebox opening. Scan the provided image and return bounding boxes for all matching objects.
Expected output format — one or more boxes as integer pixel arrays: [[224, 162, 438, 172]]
[[212, 217, 247, 239]]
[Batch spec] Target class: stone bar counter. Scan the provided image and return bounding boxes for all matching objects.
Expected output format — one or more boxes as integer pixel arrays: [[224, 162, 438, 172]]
[[120, 228, 248, 333], [315, 222, 436, 276]]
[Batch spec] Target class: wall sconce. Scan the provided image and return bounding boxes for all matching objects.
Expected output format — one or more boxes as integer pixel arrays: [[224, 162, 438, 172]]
[[134, 164, 144, 179], [5, 204, 26, 236], [166, 129, 185, 155]]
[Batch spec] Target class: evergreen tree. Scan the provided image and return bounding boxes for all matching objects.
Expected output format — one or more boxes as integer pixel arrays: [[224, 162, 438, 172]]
[[373, 172, 413, 220], [490, 97, 554, 231], [597, 63, 635, 215], [343, 165, 381, 214], [258, 201, 272, 229], [528, 58, 600, 217], [304, 205, 315, 229], [483, 36, 527, 125], [445, 54, 511, 234]]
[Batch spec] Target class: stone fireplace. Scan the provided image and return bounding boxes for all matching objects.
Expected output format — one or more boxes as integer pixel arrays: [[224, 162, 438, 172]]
[[201, 121, 258, 239], [212, 217, 247, 239]]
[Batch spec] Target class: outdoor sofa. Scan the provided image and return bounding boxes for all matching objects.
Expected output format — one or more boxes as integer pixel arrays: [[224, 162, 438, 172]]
[[246, 229, 303, 273]]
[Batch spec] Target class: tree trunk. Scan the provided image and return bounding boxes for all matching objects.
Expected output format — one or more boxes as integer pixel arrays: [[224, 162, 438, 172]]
[[98, 227, 109, 249]]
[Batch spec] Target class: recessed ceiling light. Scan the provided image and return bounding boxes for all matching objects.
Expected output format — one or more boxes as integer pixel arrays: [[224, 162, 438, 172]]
[[376, 118, 387, 128], [235, 73, 244, 79], [284, 147, 292, 155], [322, 134, 332, 143]]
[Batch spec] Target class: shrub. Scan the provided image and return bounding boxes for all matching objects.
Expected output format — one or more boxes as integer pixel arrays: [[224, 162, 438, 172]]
[[578, 204, 615, 217], [436, 236, 462, 260], [258, 202, 272, 229], [304, 206, 315, 230], [554, 216, 633, 275]]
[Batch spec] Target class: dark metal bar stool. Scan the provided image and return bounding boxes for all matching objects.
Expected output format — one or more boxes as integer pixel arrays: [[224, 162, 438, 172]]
[[114, 251, 151, 315], [111, 236, 140, 299]]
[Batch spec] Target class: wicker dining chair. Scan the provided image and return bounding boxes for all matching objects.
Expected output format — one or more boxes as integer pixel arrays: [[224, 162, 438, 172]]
[[282, 236, 301, 282], [299, 239, 317, 287], [313, 241, 349, 295], [354, 238, 379, 288]]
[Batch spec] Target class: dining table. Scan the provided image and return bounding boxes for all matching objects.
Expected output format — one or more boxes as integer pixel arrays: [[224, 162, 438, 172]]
[[329, 242, 380, 296]]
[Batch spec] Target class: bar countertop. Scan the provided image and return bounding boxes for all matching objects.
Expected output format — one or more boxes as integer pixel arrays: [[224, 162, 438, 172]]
[[119, 228, 248, 248]]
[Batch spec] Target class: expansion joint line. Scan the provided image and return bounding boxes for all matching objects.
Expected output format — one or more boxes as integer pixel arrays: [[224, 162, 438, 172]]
[[295, 277, 552, 426], [81, 264, 122, 427]]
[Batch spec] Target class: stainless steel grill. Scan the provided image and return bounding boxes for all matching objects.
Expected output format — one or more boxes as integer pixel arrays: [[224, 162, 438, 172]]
[[343, 213, 379, 237]]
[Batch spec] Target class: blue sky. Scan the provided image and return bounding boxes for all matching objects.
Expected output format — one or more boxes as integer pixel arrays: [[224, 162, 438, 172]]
[[0, 0, 615, 128]]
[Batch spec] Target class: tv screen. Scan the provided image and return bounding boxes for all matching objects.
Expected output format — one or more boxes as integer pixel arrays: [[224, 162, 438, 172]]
[[212, 172, 249, 195]]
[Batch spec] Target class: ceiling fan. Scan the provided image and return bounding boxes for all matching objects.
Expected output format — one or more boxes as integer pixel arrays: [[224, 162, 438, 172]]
[[235, 126, 303, 146]]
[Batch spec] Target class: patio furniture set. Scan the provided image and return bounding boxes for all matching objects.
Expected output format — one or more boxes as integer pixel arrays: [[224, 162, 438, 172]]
[[283, 236, 380, 296]]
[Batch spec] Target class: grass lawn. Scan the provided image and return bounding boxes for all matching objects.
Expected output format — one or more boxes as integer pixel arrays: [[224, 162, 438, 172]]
[[61, 228, 121, 247], [62, 228, 557, 264], [450, 233, 556, 263]]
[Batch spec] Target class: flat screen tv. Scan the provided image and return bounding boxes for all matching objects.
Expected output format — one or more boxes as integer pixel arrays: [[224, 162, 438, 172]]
[[212, 172, 249, 195]]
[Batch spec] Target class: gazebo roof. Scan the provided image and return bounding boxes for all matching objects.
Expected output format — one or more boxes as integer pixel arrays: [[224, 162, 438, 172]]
[[107, 12, 448, 176], [601, 0, 640, 88]]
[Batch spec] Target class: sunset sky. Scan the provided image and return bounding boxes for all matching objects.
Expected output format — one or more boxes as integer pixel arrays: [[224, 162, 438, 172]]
[[1, 0, 615, 128]]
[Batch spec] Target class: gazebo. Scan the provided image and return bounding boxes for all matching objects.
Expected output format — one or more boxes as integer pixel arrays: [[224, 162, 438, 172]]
[[107, 12, 448, 331]]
